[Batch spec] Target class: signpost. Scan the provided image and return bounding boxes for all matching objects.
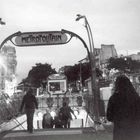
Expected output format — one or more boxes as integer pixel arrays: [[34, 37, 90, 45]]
[[14, 31, 67, 46]]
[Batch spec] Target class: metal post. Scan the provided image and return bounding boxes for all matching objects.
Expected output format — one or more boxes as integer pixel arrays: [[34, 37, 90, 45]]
[[76, 15, 100, 122], [79, 62, 82, 91], [78, 61, 82, 93]]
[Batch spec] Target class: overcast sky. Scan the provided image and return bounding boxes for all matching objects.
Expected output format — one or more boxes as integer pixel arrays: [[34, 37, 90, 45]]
[[0, 0, 140, 82]]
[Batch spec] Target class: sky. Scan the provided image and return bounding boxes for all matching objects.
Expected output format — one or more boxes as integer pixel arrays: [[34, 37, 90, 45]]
[[0, 0, 140, 82]]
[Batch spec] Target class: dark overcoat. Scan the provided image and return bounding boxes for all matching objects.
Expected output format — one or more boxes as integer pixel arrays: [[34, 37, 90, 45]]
[[107, 94, 140, 140]]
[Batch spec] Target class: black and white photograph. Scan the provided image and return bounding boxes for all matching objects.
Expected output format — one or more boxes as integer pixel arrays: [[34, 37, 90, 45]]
[[0, 0, 140, 140]]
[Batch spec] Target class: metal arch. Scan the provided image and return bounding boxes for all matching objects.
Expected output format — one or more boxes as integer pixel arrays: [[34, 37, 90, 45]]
[[0, 31, 21, 50], [61, 29, 91, 61], [61, 34, 72, 44], [0, 29, 91, 62]]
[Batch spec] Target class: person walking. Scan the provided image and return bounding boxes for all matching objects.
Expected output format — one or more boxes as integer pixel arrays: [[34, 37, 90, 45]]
[[107, 75, 140, 140], [54, 111, 63, 128], [59, 102, 77, 128], [20, 87, 38, 133]]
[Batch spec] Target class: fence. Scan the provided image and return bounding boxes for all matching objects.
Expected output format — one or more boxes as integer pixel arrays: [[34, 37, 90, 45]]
[[0, 94, 23, 125], [37, 94, 85, 109]]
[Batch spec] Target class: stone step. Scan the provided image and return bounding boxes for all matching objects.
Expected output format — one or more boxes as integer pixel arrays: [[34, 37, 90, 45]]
[[2, 128, 96, 140]]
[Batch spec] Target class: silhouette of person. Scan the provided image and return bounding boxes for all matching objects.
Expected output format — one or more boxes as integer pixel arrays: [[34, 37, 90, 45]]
[[54, 111, 63, 128], [107, 75, 140, 140], [59, 102, 77, 128], [42, 110, 53, 128], [20, 87, 38, 133], [41, 80, 47, 94]]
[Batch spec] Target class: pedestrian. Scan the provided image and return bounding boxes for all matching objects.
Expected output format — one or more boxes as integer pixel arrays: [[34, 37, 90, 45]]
[[107, 75, 140, 140], [59, 102, 77, 128], [41, 79, 47, 94], [54, 111, 63, 128], [42, 110, 54, 129], [20, 86, 38, 133]]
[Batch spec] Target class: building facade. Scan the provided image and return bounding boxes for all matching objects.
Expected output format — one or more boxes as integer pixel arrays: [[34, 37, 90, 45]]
[[129, 52, 140, 61], [0, 45, 17, 96]]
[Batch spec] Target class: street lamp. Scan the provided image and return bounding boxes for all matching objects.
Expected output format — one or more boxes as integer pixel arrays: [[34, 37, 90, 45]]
[[0, 18, 6, 25], [76, 15, 94, 53], [78, 60, 83, 93], [76, 14, 100, 122]]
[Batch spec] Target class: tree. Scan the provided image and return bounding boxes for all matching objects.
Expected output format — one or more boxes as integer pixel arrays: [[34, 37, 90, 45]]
[[63, 65, 78, 84], [107, 57, 127, 72], [63, 63, 90, 85], [26, 63, 57, 88], [63, 62, 102, 86], [107, 57, 140, 73]]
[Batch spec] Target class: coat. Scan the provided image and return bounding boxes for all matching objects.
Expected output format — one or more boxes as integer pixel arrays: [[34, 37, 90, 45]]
[[59, 106, 73, 121], [20, 92, 38, 111], [107, 94, 140, 140], [42, 113, 53, 128]]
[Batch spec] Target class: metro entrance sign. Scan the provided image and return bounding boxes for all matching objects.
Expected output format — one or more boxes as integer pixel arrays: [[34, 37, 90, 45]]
[[14, 31, 67, 46]]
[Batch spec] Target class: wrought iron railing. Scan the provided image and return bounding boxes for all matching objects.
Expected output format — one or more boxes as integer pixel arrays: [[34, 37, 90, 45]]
[[37, 94, 85, 109]]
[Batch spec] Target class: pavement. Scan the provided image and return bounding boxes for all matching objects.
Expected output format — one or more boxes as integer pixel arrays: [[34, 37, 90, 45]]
[[0, 105, 113, 140], [1, 128, 113, 140], [0, 108, 95, 131], [0, 116, 113, 140]]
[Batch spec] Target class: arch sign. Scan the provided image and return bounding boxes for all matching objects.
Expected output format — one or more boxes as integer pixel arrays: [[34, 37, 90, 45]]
[[0, 29, 89, 56], [14, 31, 67, 46]]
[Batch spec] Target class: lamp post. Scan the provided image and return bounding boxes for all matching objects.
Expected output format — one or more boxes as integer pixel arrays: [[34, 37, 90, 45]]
[[78, 60, 82, 93], [0, 18, 6, 25], [76, 15, 100, 122]]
